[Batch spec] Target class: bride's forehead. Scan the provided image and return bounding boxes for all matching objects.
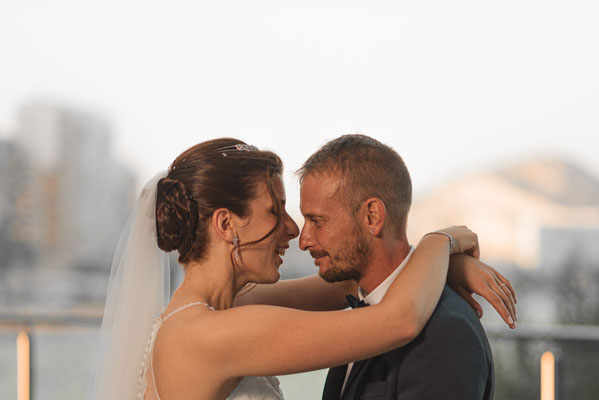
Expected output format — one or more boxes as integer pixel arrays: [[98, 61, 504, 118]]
[[271, 174, 285, 196], [251, 176, 285, 205]]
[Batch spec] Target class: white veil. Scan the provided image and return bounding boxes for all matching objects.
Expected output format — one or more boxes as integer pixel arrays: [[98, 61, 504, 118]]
[[87, 172, 170, 399]]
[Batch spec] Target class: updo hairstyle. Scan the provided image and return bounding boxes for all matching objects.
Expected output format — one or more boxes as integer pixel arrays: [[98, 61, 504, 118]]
[[155, 138, 283, 264]]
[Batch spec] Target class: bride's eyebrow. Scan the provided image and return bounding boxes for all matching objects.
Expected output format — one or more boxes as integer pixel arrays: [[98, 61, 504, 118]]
[[267, 198, 285, 209]]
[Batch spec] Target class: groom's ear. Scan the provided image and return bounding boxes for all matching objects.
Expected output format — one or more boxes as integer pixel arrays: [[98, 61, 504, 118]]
[[360, 197, 386, 237], [211, 208, 237, 242]]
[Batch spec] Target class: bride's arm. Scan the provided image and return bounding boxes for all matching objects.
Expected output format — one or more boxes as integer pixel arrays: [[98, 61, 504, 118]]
[[191, 230, 463, 378], [233, 275, 357, 311], [447, 254, 517, 325], [234, 248, 518, 327]]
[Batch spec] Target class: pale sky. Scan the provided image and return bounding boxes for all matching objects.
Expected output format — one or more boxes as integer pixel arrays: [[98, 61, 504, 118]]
[[1, 0, 598, 218]]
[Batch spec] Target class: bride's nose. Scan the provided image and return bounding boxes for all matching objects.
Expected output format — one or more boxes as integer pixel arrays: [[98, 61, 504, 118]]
[[283, 214, 299, 239]]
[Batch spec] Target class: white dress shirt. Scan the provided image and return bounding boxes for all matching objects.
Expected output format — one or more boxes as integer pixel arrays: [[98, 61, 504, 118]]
[[340, 245, 415, 394]]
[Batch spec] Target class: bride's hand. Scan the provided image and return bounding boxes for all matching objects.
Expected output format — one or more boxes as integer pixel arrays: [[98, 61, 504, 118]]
[[436, 225, 480, 259], [447, 253, 517, 329]]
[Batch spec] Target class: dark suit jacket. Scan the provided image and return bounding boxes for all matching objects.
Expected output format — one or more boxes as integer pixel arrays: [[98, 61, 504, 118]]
[[322, 286, 494, 400]]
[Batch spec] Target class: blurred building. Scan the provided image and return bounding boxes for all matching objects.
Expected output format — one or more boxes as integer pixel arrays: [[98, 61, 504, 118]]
[[1, 101, 135, 307], [0, 139, 34, 269], [408, 159, 599, 270], [14, 102, 135, 270]]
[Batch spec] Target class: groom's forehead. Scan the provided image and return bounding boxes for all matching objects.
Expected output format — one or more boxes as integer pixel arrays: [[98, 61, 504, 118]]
[[300, 174, 350, 220], [300, 173, 342, 200]]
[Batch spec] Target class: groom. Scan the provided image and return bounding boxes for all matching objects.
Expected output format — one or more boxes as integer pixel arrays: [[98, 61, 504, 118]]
[[298, 134, 495, 399]]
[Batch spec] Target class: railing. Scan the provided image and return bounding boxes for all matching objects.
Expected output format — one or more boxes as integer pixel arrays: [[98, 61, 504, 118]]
[[16, 331, 29, 400], [540, 351, 556, 400], [1, 309, 102, 400], [4, 314, 599, 400], [485, 322, 599, 400], [485, 322, 599, 342]]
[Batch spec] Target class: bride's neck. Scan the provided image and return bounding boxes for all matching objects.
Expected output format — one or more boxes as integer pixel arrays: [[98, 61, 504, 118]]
[[173, 254, 242, 311]]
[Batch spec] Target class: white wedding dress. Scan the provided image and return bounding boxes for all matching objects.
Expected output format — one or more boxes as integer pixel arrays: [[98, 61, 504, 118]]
[[227, 377, 285, 400], [142, 302, 285, 400]]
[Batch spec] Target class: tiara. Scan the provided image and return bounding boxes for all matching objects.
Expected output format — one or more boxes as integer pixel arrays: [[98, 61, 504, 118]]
[[217, 144, 259, 156]]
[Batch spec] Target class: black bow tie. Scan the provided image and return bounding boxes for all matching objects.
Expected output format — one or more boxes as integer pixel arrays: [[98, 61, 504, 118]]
[[346, 294, 369, 309]]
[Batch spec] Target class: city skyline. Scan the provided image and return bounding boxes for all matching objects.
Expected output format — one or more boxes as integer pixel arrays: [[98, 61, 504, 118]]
[[3, 99, 598, 277], [3, 99, 597, 225]]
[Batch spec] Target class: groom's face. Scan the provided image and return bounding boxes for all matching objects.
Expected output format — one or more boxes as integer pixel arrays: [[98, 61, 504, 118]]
[[299, 173, 372, 282]]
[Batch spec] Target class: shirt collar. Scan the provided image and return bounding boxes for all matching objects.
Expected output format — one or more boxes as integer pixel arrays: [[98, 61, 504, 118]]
[[359, 246, 415, 305]]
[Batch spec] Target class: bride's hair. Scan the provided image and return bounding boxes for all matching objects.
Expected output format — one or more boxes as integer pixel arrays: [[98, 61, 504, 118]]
[[155, 138, 283, 264]]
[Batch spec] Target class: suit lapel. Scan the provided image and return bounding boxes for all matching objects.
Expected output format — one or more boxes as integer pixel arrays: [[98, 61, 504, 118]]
[[340, 358, 375, 399], [322, 364, 348, 400]]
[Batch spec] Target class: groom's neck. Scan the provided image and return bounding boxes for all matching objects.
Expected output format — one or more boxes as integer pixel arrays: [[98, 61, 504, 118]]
[[358, 237, 411, 296]]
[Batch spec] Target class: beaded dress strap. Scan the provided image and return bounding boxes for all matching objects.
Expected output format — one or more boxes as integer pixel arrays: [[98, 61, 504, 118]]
[[140, 301, 215, 399], [162, 301, 216, 322]]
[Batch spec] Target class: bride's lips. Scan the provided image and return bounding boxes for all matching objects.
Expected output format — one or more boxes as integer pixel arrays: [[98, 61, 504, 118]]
[[274, 245, 288, 266], [275, 245, 288, 256]]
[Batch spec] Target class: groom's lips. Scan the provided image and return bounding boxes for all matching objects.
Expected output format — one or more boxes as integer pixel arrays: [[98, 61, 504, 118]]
[[310, 250, 329, 266]]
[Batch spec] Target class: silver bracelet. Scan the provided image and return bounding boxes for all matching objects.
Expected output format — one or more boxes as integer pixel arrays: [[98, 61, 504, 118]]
[[423, 231, 454, 253]]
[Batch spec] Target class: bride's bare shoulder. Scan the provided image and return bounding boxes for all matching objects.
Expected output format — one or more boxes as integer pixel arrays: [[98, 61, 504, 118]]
[[155, 305, 268, 384], [151, 309, 243, 397], [158, 305, 249, 350], [154, 308, 229, 369]]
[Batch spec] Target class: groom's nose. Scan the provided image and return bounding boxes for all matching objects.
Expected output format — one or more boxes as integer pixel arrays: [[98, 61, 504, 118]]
[[299, 223, 313, 251]]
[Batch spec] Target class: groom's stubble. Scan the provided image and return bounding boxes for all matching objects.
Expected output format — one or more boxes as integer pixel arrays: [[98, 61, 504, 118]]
[[314, 221, 373, 283]]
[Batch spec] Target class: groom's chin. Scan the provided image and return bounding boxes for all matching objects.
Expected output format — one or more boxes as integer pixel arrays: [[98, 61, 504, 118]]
[[318, 266, 358, 283]]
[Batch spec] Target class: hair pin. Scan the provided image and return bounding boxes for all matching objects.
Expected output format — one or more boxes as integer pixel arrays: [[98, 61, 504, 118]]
[[217, 144, 259, 157]]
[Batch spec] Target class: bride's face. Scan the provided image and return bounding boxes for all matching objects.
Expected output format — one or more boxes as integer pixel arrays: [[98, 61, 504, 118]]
[[235, 173, 299, 284]]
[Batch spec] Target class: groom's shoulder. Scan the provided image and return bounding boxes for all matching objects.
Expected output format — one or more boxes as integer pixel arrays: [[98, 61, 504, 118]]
[[432, 285, 479, 322], [379, 293, 494, 399], [377, 285, 492, 372], [420, 285, 489, 347]]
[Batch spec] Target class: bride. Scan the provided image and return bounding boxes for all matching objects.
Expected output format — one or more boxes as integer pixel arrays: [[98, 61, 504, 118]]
[[87, 138, 515, 399]]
